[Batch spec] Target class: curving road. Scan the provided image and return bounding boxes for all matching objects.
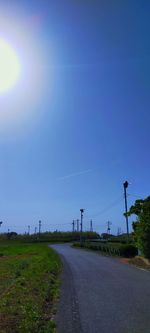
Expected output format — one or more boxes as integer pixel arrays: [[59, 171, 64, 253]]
[[51, 244, 150, 333]]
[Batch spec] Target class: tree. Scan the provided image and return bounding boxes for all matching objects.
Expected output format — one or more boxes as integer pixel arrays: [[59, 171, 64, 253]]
[[7, 231, 18, 239], [127, 196, 150, 258]]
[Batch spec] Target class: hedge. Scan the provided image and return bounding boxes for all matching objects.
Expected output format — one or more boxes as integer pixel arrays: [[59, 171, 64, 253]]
[[73, 242, 138, 258]]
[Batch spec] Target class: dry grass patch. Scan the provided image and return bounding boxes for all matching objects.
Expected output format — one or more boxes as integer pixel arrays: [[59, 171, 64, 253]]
[[120, 256, 150, 270]]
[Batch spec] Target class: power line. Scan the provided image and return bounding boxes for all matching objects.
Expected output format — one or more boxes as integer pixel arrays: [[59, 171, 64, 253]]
[[94, 222, 107, 228], [86, 195, 124, 219], [128, 193, 146, 199]]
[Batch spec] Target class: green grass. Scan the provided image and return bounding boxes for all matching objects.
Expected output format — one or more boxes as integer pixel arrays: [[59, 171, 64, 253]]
[[0, 241, 61, 333]]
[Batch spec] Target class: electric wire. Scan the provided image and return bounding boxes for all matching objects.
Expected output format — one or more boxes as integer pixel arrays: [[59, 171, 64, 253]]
[[86, 195, 124, 219]]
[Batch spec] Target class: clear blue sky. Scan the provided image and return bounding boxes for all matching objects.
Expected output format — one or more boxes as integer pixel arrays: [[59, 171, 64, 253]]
[[0, 0, 149, 235]]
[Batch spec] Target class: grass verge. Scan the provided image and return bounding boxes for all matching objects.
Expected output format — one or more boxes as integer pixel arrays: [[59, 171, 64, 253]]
[[0, 241, 61, 333]]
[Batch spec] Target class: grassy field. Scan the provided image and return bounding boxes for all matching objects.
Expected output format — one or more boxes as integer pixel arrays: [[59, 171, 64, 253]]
[[0, 241, 61, 333]]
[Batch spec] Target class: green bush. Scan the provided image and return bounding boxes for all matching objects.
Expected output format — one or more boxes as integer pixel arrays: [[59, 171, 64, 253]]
[[119, 244, 138, 257], [127, 196, 150, 259], [73, 242, 138, 258]]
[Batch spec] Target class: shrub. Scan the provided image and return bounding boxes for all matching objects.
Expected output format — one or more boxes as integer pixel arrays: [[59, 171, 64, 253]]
[[119, 244, 138, 257], [73, 242, 137, 258], [127, 196, 150, 259]]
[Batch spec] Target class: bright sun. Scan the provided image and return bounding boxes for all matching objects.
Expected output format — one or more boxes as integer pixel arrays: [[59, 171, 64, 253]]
[[0, 39, 20, 93]]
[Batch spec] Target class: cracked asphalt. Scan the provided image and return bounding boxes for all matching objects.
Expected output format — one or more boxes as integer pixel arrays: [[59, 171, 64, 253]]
[[51, 244, 150, 333]]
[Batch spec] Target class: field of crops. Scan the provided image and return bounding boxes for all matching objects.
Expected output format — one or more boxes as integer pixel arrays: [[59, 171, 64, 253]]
[[0, 241, 61, 333]]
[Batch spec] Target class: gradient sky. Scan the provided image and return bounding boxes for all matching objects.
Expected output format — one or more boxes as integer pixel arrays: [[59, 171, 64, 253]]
[[0, 0, 149, 235]]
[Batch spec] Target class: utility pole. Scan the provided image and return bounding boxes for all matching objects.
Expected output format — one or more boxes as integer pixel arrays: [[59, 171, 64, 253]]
[[77, 219, 79, 232], [7, 228, 10, 239], [72, 220, 75, 232], [90, 220, 93, 232], [39, 220, 42, 237], [123, 181, 129, 239], [80, 209, 84, 244], [35, 227, 37, 234], [117, 227, 121, 236], [107, 221, 112, 235], [28, 225, 30, 235], [80, 209, 84, 232]]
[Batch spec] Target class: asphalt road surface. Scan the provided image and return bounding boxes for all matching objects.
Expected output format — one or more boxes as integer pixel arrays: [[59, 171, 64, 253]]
[[51, 244, 150, 333]]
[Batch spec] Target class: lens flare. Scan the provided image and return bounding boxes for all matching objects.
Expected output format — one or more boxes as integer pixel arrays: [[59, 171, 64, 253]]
[[0, 39, 20, 93]]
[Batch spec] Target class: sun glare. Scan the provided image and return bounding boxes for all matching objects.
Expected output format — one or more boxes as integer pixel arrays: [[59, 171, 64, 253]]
[[0, 39, 20, 93]]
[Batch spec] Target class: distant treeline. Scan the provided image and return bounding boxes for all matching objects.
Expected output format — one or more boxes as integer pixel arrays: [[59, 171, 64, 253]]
[[0, 231, 100, 243]]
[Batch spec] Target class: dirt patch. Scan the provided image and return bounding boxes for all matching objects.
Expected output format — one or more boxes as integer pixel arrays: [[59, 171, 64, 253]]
[[120, 256, 150, 270], [120, 258, 130, 265]]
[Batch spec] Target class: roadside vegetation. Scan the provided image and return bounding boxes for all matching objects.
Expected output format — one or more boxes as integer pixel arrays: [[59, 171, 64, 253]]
[[73, 241, 138, 257], [0, 240, 61, 333], [18, 231, 99, 243], [126, 196, 150, 259], [74, 196, 150, 265], [0, 231, 99, 244]]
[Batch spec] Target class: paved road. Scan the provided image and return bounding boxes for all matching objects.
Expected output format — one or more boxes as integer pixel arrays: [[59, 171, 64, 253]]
[[51, 244, 150, 333]]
